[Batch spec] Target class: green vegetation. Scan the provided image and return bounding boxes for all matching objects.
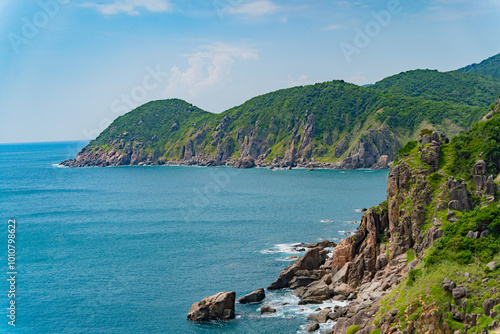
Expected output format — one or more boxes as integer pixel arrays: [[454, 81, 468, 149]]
[[376, 108, 500, 333], [346, 325, 360, 334], [369, 329, 381, 334], [371, 69, 500, 107], [457, 53, 500, 80], [426, 205, 500, 266]]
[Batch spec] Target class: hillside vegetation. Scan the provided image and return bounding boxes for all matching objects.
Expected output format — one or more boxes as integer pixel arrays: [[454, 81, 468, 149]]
[[458, 53, 500, 80], [62, 54, 500, 169]]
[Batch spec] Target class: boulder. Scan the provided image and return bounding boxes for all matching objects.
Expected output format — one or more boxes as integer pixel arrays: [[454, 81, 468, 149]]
[[308, 312, 328, 323], [488, 262, 498, 271], [334, 283, 354, 297], [237, 288, 265, 304], [260, 305, 276, 314], [448, 177, 469, 211], [443, 277, 456, 292], [452, 287, 466, 300], [233, 155, 256, 169], [307, 322, 320, 332], [296, 279, 332, 302], [290, 277, 317, 289], [187, 291, 236, 321], [483, 298, 499, 317]]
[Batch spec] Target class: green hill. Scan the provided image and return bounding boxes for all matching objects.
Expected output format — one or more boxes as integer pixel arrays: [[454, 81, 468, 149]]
[[325, 95, 500, 334], [62, 54, 500, 169], [371, 69, 500, 107]]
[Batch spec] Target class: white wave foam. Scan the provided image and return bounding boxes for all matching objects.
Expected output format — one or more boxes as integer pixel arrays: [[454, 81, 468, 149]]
[[260, 243, 305, 255], [52, 163, 68, 168], [259, 290, 348, 333], [320, 219, 333, 223]]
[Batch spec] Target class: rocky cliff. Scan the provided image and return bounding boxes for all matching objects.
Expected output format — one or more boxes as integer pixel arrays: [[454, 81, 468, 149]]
[[265, 96, 500, 333], [61, 65, 500, 169]]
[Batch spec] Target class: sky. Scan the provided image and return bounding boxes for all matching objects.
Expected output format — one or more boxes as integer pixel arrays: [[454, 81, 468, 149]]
[[0, 0, 500, 143]]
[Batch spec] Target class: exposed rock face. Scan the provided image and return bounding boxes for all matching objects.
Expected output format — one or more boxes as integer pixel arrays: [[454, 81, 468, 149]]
[[233, 155, 256, 169], [420, 140, 441, 173], [268, 247, 328, 290], [330, 208, 388, 287], [448, 177, 470, 211], [237, 288, 265, 304], [334, 125, 400, 169], [61, 114, 401, 170], [474, 160, 488, 194], [187, 291, 236, 321]]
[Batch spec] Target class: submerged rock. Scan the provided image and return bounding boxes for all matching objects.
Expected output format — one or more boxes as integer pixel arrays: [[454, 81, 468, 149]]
[[260, 305, 276, 314]]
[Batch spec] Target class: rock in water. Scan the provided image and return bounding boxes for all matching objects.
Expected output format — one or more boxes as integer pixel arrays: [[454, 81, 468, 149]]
[[187, 291, 236, 321], [237, 288, 265, 304], [260, 305, 277, 314], [267, 247, 328, 290]]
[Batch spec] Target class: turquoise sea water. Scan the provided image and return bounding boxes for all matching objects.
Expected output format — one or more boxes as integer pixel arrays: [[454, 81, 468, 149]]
[[0, 141, 388, 334]]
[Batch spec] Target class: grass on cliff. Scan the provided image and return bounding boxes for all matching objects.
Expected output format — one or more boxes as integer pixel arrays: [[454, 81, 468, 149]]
[[375, 111, 500, 333]]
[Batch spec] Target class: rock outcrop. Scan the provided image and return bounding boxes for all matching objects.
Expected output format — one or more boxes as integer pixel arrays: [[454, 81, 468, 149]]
[[237, 288, 265, 304], [187, 291, 236, 321]]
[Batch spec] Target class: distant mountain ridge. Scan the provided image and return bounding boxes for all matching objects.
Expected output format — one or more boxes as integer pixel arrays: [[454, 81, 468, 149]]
[[62, 53, 500, 169], [457, 53, 500, 80]]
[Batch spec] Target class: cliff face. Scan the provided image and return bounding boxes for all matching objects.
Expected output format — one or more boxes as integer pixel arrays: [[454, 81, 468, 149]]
[[265, 96, 500, 334], [61, 69, 497, 169], [325, 98, 500, 333]]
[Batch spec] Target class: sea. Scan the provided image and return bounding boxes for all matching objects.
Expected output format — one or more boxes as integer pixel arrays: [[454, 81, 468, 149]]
[[0, 141, 388, 334]]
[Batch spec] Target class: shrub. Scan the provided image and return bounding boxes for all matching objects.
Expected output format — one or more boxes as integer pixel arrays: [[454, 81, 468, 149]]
[[347, 325, 360, 334]]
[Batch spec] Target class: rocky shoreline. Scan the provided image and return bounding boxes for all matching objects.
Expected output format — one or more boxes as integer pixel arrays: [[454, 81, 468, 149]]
[[187, 115, 500, 333], [60, 152, 393, 170]]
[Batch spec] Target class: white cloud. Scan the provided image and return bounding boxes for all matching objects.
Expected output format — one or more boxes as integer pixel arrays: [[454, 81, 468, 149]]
[[84, 0, 172, 15], [347, 72, 368, 86], [226, 0, 280, 16], [322, 24, 343, 31], [165, 43, 259, 102], [287, 75, 313, 87]]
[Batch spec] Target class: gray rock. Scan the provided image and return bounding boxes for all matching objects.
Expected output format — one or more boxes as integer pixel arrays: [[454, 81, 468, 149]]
[[307, 322, 320, 332], [483, 298, 499, 317], [187, 291, 236, 321], [307, 312, 328, 323], [422, 135, 431, 145], [448, 177, 469, 211], [452, 287, 466, 300], [480, 230, 490, 238], [487, 262, 498, 271], [237, 288, 265, 304]]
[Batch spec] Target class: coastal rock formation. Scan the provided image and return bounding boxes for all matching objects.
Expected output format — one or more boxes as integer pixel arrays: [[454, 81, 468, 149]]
[[237, 289, 265, 304], [268, 247, 328, 290], [333, 125, 400, 169], [187, 291, 235, 321]]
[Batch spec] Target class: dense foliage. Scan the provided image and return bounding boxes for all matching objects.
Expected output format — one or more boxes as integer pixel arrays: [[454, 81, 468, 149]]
[[371, 69, 500, 106], [458, 53, 500, 80]]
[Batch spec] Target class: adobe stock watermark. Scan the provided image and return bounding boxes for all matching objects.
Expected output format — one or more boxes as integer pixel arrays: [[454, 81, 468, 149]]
[[7, 0, 71, 54], [213, 0, 242, 20], [81, 64, 169, 141], [340, 0, 403, 64]]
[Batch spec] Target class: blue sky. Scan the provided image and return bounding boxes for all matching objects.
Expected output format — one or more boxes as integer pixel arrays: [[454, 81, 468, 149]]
[[0, 0, 500, 143]]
